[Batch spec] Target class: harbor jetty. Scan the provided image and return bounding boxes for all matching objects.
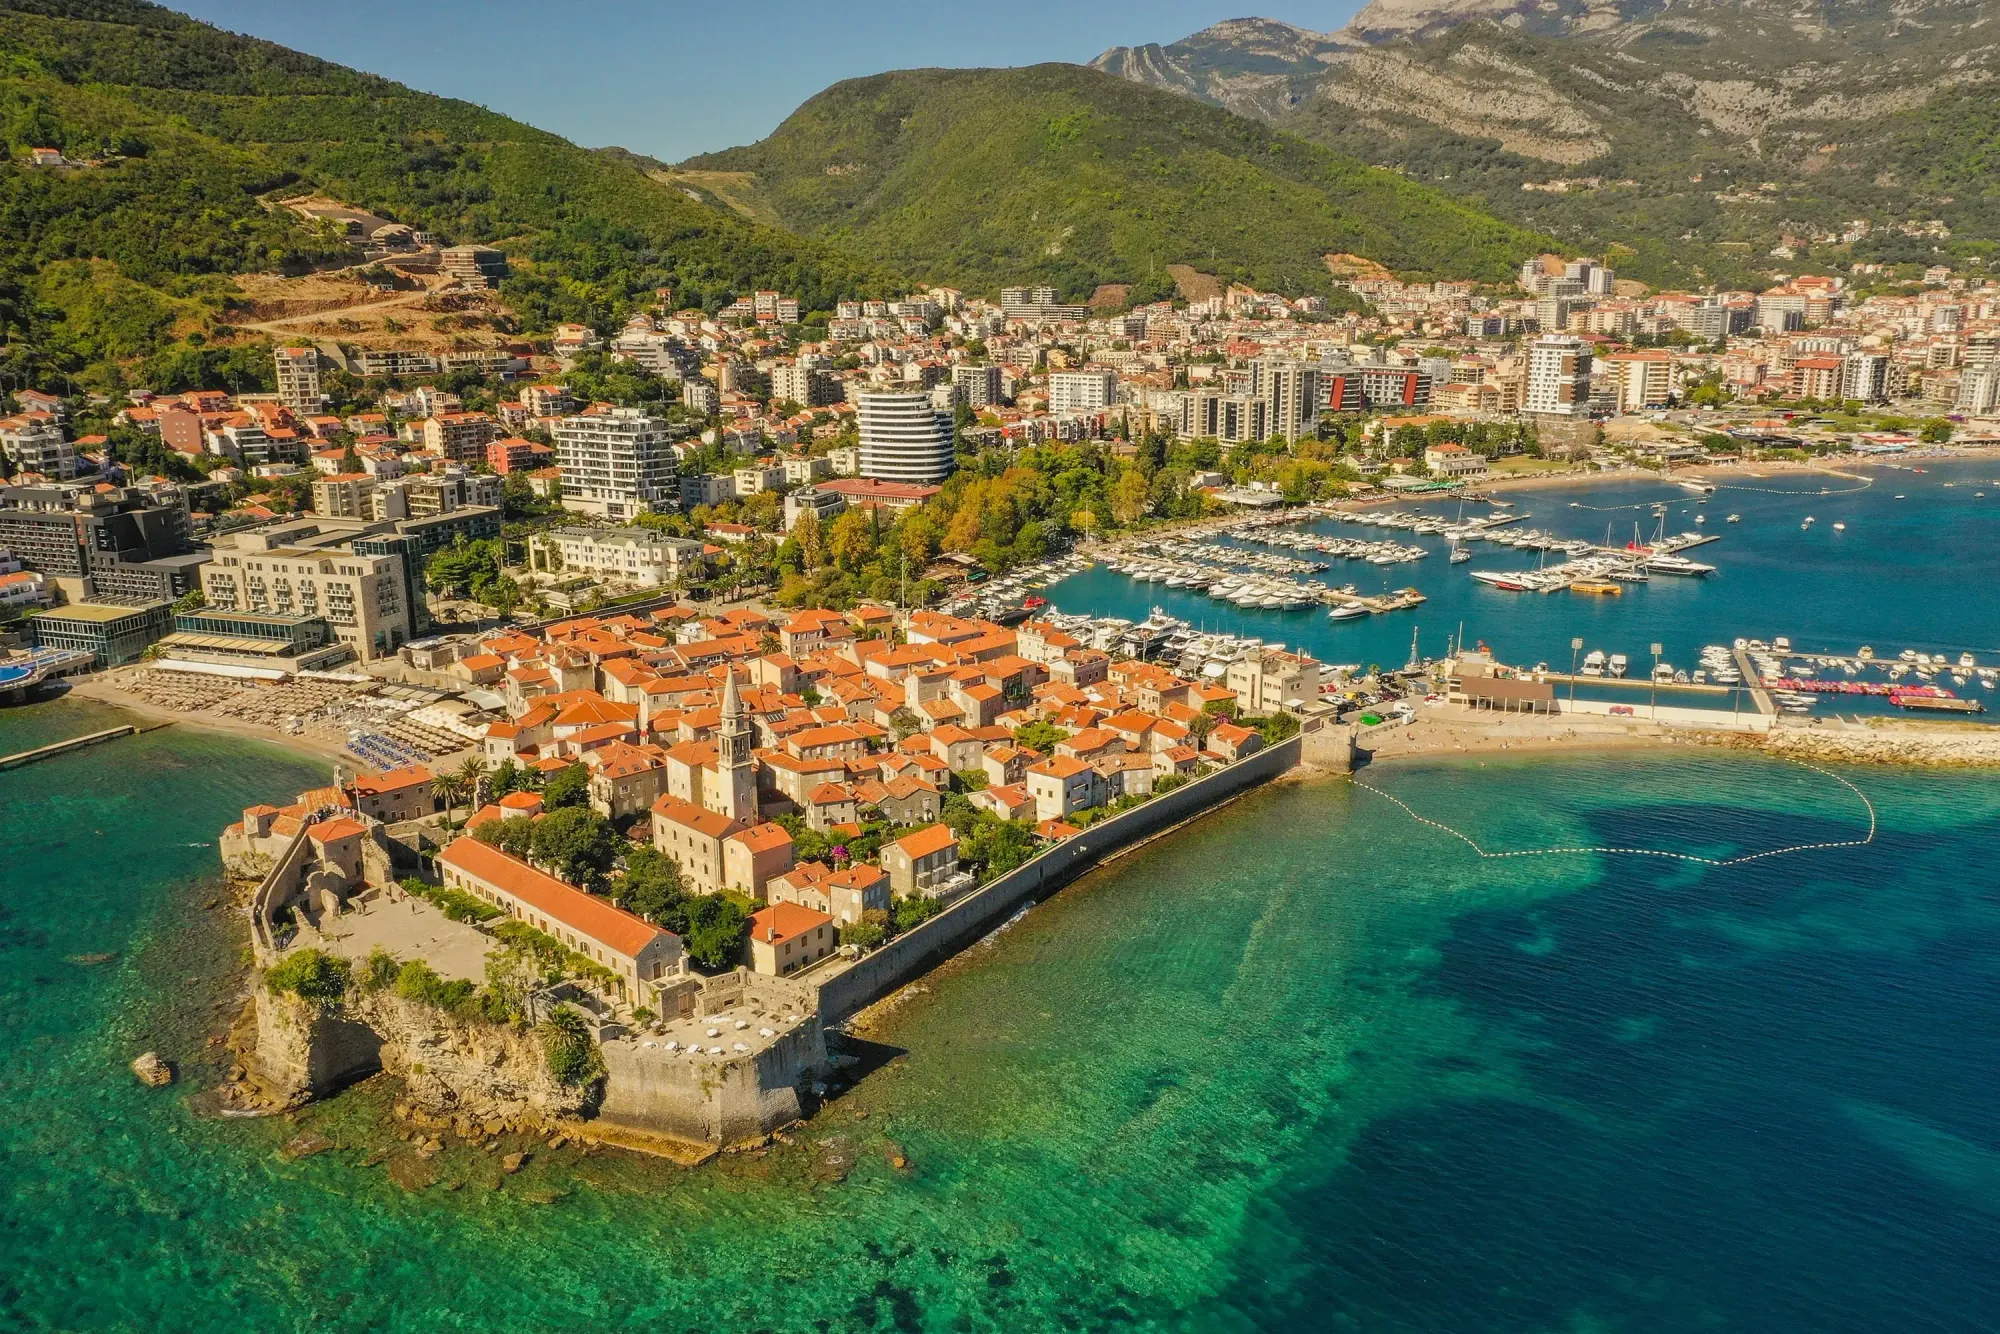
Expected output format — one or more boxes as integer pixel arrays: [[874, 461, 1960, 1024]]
[[0, 723, 155, 772]]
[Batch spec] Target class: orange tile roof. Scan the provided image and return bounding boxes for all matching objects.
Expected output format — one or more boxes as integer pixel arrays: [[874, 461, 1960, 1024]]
[[651, 795, 744, 839], [438, 838, 667, 960], [729, 822, 794, 854], [749, 900, 833, 945], [307, 817, 367, 842], [350, 764, 433, 795], [890, 823, 957, 859]]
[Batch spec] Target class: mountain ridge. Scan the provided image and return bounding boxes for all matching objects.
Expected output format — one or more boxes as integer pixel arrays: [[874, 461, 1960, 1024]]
[[683, 62, 1549, 301]]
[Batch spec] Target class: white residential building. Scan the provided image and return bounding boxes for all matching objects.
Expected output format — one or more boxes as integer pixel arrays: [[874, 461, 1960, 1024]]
[[0, 417, 76, 479], [1048, 371, 1118, 416], [273, 347, 325, 414], [527, 526, 706, 588], [1524, 335, 1595, 418], [553, 407, 679, 522], [856, 391, 954, 484]]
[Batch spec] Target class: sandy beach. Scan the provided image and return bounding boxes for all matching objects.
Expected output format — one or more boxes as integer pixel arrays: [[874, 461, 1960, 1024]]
[[62, 673, 354, 772]]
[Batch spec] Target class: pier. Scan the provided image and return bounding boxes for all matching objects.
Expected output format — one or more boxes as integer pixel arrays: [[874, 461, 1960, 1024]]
[[0, 724, 156, 772], [1734, 646, 1779, 717]]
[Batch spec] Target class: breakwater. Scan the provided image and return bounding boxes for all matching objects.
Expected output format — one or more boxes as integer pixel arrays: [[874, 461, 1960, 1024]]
[[0, 723, 148, 771]]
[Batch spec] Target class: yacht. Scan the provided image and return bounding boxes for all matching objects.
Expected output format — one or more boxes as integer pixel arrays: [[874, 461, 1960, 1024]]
[[1773, 637, 1792, 652], [1582, 650, 1607, 677], [1959, 652, 1978, 669], [1608, 653, 1629, 679], [1449, 544, 1472, 564], [1726, 514, 1741, 523], [1327, 603, 1368, 622], [1645, 554, 1716, 577], [1832, 522, 1846, 532]]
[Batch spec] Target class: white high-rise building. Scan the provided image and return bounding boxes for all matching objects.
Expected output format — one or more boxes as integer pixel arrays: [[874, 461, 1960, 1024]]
[[1842, 353, 1891, 405], [1048, 371, 1118, 416], [1253, 358, 1321, 443], [1524, 335, 1594, 418], [552, 407, 679, 522], [273, 347, 325, 414], [857, 391, 954, 484]]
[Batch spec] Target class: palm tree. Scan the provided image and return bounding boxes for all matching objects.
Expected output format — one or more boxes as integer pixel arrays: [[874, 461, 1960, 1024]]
[[430, 773, 466, 820], [454, 755, 491, 812]]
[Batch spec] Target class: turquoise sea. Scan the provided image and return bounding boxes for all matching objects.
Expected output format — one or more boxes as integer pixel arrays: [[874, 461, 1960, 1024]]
[[4, 693, 2000, 1330]]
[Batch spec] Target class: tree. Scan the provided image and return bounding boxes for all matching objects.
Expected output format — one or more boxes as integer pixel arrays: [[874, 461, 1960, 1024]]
[[527, 806, 622, 888], [454, 755, 491, 811], [429, 772, 466, 818], [681, 895, 749, 970], [540, 762, 590, 810], [1920, 418, 1954, 443], [1013, 720, 1069, 753], [1110, 468, 1151, 525], [614, 845, 687, 925]]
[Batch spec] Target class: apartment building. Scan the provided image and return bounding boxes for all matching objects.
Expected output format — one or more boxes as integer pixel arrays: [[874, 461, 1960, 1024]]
[[951, 363, 1004, 410], [421, 412, 497, 463], [272, 347, 325, 414], [857, 391, 954, 484], [1524, 335, 1595, 418], [0, 416, 76, 479], [526, 526, 707, 588], [1048, 371, 1118, 416], [1599, 351, 1674, 413], [553, 406, 680, 522]]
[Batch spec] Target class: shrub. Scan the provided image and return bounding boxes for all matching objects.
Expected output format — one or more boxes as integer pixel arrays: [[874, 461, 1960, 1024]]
[[264, 948, 351, 1008], [840, 920, 887, 950], [539, 1005, 605, 1088], [360, 947, 400, 991], [393, 959, 478, 1013], [893, 895, 943, 932]]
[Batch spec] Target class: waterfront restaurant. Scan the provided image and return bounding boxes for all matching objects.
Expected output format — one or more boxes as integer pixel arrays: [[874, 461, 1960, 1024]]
[[1456, 675, 1559, 714]]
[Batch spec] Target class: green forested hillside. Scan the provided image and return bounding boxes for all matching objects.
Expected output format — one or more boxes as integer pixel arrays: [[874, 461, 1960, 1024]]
[[0, 0, 891, 391], [685, 64, 1548, 302]]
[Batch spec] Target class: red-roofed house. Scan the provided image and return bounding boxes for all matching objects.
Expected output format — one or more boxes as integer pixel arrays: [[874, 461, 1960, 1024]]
[[747, 901, 837, 976], [346, 765, 437, 823], [438, 838, 684, 1001], [880, 823, 963, 899], [723, 821, 796, 899], [1027, 755, 1102, 823], [650, 795, 745, 895]]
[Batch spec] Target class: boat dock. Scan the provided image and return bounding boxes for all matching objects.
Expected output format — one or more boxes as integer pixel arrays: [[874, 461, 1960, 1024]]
[[0, 724, 158, 773], [1734, 646, 1778, 717]]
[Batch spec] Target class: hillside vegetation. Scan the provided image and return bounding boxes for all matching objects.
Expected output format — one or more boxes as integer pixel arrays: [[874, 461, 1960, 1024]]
[[685, 64, 1548, 302], [0, 0, 890, 391]]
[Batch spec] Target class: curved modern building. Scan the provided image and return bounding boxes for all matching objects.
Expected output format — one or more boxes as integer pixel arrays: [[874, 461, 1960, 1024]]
[[856, 391, 954, 484]]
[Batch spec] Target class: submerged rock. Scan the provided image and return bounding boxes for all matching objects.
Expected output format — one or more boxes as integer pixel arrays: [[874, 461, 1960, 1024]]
[[130, 1052, 174, 1088], [277, 1132, 334, 1161]]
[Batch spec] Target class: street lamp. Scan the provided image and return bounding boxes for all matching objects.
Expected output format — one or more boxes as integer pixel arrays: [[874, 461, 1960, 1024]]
[[1569, 636, 1582, 710], [1650, 641, 1663, 721]]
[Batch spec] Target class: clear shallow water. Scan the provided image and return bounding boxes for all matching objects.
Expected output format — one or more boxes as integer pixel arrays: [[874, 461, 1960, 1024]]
[[4, 698, 1999, 1331], [1047, 458, 2000, 698]]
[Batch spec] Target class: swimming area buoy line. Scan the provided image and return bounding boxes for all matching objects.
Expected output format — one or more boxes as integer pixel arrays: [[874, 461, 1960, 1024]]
[[1564, 476, 1874, 513], [1347, 760, 1877, 867]]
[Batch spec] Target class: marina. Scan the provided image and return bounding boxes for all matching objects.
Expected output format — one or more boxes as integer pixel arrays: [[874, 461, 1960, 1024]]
[[1027, 459, 2000, 725]]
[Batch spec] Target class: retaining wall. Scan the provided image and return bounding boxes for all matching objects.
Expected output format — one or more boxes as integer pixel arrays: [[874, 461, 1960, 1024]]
[[813, 735, 1302, 1023]]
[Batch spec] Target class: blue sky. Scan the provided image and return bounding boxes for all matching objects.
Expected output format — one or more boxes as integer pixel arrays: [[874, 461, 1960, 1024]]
[[175, 1, 1365, 160]]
